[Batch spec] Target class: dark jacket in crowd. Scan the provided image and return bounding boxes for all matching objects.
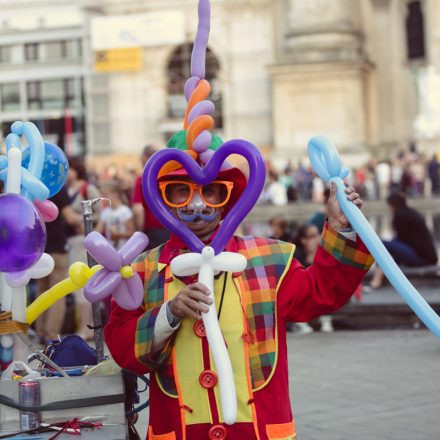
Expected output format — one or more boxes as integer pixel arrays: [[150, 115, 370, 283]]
[[393, 206, 438, 265]]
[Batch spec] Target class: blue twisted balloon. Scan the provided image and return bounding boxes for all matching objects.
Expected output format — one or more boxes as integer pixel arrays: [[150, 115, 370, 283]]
[[308, 135, 440, 339], [0, 121, 48, 200]]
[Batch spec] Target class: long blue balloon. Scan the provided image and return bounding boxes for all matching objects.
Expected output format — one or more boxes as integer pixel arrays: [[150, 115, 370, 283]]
[[308, 135, 440, 339]]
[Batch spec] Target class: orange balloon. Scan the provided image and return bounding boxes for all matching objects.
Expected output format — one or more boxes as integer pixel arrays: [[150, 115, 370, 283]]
[[183, 80, 211, 131], [186, 115, 214, 151], [158, 150, 198, 178]]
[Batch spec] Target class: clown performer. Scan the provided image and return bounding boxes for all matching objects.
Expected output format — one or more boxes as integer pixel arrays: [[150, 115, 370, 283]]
[[104, 1, 374, 439]]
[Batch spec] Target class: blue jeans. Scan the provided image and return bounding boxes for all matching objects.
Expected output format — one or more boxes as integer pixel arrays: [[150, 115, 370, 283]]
[[383, 239, 427, 266]]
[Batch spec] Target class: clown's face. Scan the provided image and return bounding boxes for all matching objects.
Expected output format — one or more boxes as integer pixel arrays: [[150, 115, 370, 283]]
[[160, 177, 233, 239]]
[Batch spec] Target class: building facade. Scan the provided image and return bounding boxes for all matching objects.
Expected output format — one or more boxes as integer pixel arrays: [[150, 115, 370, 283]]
[[0, 0, 86, 155], [0, 0, 438, 166]]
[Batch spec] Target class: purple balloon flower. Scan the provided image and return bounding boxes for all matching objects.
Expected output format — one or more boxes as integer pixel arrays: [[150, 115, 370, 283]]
[[83, 231, 149, 310]]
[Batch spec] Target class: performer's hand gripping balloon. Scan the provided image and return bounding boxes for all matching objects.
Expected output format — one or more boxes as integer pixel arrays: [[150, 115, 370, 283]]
[[104, 1, 373, 438]]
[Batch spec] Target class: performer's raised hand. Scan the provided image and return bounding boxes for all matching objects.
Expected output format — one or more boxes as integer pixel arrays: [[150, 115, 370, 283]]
[[327, 182, 363, 230]]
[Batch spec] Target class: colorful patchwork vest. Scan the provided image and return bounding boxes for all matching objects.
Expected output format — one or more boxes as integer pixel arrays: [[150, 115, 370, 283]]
[[140, 236, 294, 396]]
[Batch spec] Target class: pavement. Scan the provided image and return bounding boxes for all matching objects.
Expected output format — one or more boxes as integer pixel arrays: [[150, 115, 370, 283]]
[[135, 329, 440, 439], [289, 330, 440, 440]]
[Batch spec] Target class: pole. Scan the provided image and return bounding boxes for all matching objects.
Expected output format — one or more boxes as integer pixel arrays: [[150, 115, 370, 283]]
[[80, 199, 106, 362]]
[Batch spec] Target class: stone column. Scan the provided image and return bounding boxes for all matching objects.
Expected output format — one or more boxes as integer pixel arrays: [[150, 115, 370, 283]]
[[270, 0, 373, 165], [284, 0, 363, 63]]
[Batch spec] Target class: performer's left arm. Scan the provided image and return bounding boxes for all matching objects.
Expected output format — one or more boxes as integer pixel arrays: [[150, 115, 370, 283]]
[[278, 183, 374, 322]]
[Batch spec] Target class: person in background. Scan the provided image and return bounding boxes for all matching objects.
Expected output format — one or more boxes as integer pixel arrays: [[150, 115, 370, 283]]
[[293, 224, 334, 334], [309, 187, 330, 233], [376, 160, 391, 199], [264, 171, 288, 206], [428, 154, 440, 196], [132, 145, 170, 249], [65, 157, 101, 341], [36, 186, 83, 343], [97, 179, 135, 250], [268, 216, 292, 243], [370, 192, 438, 289]]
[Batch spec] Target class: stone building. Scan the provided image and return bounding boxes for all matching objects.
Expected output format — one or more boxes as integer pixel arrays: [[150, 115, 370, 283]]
[[0, 0, 439, 167]]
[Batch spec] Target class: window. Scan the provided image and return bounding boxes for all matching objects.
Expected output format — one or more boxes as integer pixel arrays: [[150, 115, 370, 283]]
[[43, 41, 66, 60], [25, 43, 39, 62], [167, 43, 223, 128], [0, 46, 11, 63], [41, 79, 64, 109], [65, 40, 82, 59], [27, 78, 81, 110], [406, 1, 426, 60], [1, 83, 20, 111]]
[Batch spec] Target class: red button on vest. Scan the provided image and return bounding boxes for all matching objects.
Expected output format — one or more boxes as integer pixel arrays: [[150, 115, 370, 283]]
[[209, 424, 227, 440], [199, 370, 218, 389], [193, 320, 206, 337]]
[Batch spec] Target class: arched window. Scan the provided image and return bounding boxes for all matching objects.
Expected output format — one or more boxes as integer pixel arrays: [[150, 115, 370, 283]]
[[405, 1, 426, 60], [167, 43, 223, 128]]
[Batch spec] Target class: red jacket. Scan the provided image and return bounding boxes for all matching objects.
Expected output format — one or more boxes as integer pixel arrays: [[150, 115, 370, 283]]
[[105, 226, 373, 439]]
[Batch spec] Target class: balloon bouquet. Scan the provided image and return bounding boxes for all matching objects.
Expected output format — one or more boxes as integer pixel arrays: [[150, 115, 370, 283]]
[[0, 121, 149, 375]]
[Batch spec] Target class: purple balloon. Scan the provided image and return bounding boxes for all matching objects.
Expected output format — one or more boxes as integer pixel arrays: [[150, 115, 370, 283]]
[[142, 140, 266, 255], [188, 100, 215, 124], [184, 76, 200, 102], [193, 130, 212, 153], [83, 231, 149, 310], [191, 0, 211, 79], [0, 193, 46, 272]]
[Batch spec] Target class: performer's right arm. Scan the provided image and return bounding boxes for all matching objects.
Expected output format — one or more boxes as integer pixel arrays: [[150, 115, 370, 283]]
[[104, 283, 212, 373]]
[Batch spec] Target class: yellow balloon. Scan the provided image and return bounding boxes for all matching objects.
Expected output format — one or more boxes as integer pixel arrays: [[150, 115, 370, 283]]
[[26, 262, 102, 325]]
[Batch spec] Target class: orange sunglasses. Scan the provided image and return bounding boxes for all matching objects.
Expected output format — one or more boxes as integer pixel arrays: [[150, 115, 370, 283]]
[[159, 180, 234, 209]]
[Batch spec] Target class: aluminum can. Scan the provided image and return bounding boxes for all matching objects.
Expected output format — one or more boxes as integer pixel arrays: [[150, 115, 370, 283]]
[[18, 380, 41, 430]]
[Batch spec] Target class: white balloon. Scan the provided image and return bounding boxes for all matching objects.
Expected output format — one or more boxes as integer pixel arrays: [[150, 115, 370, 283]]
[[5, 253, 54, 288], [170, 246, 246, 425], [171, 253, 204, 277], [5, 147, 22, 195]]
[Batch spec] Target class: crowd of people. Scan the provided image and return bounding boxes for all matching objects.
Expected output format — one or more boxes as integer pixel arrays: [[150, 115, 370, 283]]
[[32, 142, 440, 342], [261, 145, 440, 206]]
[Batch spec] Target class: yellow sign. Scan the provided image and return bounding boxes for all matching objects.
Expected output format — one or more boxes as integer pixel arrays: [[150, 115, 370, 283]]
[[94, 47, 142, 73]]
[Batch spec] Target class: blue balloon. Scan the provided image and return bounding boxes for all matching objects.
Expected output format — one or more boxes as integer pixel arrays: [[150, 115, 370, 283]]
[[22, 142, 69, 198], [0, 122, 50, 200], [0, 347, 12, 363], [308, 135, 440, 340]]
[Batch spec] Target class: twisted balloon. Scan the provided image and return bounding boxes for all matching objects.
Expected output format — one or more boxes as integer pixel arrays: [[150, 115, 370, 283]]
[[308, 135, 440, 339], [84, 231, 149, 310]]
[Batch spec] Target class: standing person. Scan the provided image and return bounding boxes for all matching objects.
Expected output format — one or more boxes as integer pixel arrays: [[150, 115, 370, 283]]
[[97, 179, 135, 250], [264, 171, 288, 206], [132, 145, 170, 249], [105, 161, 372, 438], [428, 154, 440, 196], [104, 3, 373, 437], [370, 193, 438, 288], [376, 161, 391, 199], [65, 157, 101, 340], [294, 224, 335, 333], [36, 186, 83, 343]]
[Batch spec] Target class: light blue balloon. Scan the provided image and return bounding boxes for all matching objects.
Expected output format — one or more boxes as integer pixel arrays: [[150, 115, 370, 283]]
[[0, 347, 13, 363], [308, 135, 440, 340], [22, 142, 69, 198], [0, 121, 50, 200]]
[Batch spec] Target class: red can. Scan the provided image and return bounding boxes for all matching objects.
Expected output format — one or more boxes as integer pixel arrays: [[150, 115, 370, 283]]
[[19, 380, 41, 430]]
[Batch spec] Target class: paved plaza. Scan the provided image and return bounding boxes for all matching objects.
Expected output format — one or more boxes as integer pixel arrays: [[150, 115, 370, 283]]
[[289, 330, 440, 439], [136, 330, 440, 439]]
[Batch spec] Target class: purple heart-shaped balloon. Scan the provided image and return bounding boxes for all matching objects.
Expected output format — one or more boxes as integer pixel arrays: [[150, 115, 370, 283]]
[[142, 139, 266, 254]]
